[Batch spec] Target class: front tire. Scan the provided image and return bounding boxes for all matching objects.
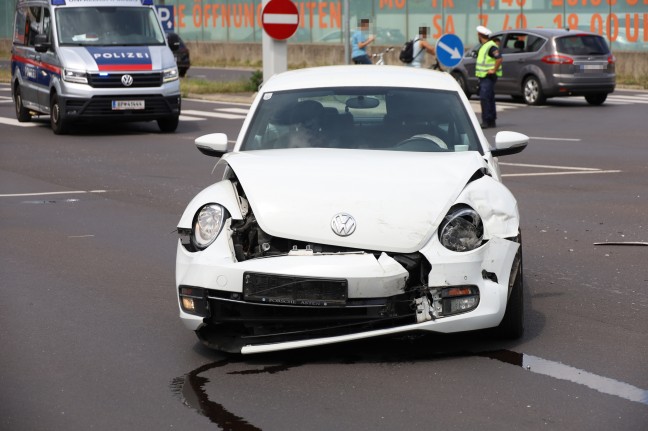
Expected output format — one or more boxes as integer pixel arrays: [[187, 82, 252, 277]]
[[493, 247, 524, 339], [523, 76, 546, 105], [14, 85, 32, 122], [157, 115, 179, 133], [50, 93, 69, 135], [585, 93, 607, 105]]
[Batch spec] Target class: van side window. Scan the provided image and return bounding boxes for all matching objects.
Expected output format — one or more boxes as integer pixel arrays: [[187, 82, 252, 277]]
[[42, 8, 52, 43], [13, 6, 28, 45], [25, 6, 43, 46]]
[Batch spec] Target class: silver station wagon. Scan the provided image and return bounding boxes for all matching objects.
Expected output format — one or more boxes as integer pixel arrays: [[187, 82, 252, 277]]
[[450, 28, 616, 105]]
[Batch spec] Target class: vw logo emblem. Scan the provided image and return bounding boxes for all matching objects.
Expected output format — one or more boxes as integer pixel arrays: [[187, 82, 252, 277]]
[[121, 74, 134, 87], [331, 213, 356, 237]]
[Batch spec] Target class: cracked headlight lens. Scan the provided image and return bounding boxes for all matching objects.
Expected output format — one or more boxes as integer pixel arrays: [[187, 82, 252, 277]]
[[439, 206, 484, 252], [192, 204, 226, 250]]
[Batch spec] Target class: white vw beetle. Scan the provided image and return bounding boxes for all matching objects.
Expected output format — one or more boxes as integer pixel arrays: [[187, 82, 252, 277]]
[[176, 65, 528, 354]]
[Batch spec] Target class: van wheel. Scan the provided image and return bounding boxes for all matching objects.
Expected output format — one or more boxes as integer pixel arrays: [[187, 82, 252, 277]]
[[523, 76, 546, 105], [157, 115, 179, 133], [585, 93, 607, 105], [50, 93, 69, 135], [493, 248, 524, 339], [14, 85, 32, 122]]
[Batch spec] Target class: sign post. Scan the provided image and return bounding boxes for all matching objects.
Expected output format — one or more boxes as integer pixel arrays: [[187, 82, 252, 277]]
[[261, 0, 299, 83]]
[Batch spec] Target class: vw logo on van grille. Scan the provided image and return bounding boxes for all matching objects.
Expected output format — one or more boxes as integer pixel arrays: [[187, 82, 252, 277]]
[[331, 213, 356, 237], [121, 74, 134, 87]]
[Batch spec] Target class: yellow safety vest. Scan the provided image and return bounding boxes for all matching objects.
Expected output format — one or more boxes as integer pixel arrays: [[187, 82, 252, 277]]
[[476, 40, 502, 78]]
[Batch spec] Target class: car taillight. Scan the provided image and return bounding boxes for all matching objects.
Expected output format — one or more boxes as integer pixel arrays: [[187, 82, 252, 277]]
[[541, 54, 574, 65], [608, 55, 616, 64]]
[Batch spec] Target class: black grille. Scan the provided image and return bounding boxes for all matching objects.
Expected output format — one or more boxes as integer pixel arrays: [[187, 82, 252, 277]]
[[88, 72, 163, 88], [68, 95, 179, 116], [243, 272, 347, 306]]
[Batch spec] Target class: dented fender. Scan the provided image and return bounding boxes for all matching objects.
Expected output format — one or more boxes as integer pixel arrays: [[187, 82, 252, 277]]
[[177, 180, 243, 229], [457, 175, 520, 239], [422, 236, 519, 290]]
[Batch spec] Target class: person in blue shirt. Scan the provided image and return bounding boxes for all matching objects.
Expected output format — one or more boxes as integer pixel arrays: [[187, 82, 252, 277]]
[[351, 19, 375, 64]]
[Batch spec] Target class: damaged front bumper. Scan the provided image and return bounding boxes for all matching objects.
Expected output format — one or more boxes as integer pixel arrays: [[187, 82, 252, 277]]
[[175, 234, 519, 354]]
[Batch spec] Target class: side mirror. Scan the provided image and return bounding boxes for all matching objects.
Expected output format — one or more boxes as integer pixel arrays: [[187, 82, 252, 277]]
[[491, 131, 528, 157], [195, 133, 229, 157], [167, 32, 181, 52], [34, 34, 51, 53]]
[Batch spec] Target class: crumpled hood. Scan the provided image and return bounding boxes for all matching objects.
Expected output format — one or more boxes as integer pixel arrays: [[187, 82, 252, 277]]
[[223, 148, 488, 253]]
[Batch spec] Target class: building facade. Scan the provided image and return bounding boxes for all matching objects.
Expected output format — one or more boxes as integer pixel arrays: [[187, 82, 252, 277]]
[[2, 0, 647, 52]]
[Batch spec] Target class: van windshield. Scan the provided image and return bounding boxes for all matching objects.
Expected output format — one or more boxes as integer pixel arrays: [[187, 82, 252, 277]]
[[56, 7, 165, 46]]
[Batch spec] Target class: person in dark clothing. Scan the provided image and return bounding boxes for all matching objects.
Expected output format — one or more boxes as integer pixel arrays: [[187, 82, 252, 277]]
[[475, 26, 503, 129]]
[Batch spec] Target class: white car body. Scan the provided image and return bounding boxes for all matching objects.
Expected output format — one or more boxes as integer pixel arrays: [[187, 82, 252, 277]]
[[176, 65, 528, 354]]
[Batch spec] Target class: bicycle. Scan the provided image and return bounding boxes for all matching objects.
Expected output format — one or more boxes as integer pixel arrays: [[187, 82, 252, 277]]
[[371, 47, 394, 65]]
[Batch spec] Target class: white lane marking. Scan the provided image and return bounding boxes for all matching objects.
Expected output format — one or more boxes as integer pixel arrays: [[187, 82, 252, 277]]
[[500, 162, 597, 171], [470, 101, 520, 113], [179, 115, 206, 122], [217, 107, 249, 114], [503, 170, 621, 177], [182, 109, 247, 120], [500, 162, 621, 177], [0, 117, 41, 127], [68, 235, 95, 238], [0, 100, 14, 104], [0, 190, 107, 198], [608, 96, 648, 104], [0, 88, 10, 92], [526, 136, 582, 142]]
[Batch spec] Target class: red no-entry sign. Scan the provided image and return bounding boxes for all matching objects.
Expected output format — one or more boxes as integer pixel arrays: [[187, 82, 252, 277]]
[[262, 0, 299, 40]]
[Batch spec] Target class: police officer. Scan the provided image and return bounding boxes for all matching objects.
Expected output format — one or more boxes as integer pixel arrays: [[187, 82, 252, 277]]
[[475, 26, 502, 129]]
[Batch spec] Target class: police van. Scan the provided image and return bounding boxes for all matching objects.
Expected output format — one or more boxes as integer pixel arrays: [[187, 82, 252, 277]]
[[11, 0, 181, 134]]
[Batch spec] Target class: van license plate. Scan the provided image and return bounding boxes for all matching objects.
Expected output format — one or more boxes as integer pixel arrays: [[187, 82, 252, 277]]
[[112, 100, 145, 110]]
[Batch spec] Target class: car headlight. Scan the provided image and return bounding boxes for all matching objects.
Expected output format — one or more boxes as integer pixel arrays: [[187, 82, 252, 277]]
[[438, 205, 484, 252], [163, 66, 179, 83], [192, 204, 227, 250], [62, 68, 88, 84]]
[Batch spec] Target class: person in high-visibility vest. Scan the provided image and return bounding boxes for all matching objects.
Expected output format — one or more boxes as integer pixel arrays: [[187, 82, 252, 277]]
[[475, 26, 503, 129]]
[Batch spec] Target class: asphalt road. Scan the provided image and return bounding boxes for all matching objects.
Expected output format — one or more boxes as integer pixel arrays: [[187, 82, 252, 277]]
[[1, 84, 647, 431]]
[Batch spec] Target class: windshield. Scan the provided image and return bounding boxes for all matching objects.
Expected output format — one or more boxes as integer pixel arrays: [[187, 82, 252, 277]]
[[241, 87, 482, 154], [56, 7, 165, 46]]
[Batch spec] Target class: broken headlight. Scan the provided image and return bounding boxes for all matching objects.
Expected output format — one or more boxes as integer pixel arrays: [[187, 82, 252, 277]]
[[192, 204, 227, 250], [438, 205, 483, 252]]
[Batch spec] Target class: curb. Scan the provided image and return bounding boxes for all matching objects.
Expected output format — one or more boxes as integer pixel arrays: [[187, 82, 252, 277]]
[[186, 92, 256, 104]]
